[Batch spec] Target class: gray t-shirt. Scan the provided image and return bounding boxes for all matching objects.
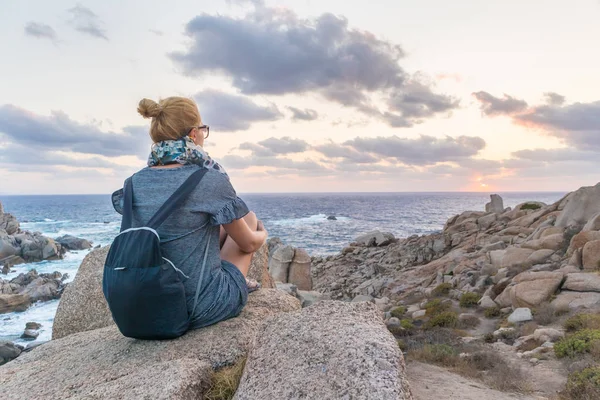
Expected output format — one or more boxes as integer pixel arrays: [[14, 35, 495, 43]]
[[112, 164, 250, 328]]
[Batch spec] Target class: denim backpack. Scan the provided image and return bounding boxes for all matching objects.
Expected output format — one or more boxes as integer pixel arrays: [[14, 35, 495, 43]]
[[103, 169, 209, 339]]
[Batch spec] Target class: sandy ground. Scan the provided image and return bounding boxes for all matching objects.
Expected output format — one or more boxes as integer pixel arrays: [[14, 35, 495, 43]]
[[406, 361, 551, 400]]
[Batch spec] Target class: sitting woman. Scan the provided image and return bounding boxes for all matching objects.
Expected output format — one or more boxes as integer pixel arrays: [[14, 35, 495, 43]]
[[111, 96, 267, 329]]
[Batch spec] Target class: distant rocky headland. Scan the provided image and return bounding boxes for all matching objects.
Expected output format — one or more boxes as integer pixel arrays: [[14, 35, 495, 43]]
[[2, 183, 600, 399]]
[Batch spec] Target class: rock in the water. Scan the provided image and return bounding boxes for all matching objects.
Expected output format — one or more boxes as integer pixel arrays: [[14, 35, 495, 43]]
[[485, 194, 504, 214], [234, 301, 413, 400], [0, 213, 19, 235], [20, 329, 39, 340], [288, 248, 312, 290], [0, 239, 19, 260], [556, 183, 600, 227], [0, 294, 31, 314], [269, 245, 295, 283], [582, 240, 600, 270], [0, 341, 22, 365], [327, 215, 337, 220], [508, 308, 533, 323], [1, 289, 301, 400], [354, 230, 395, 247], [25, 322, 42, 330], [55, 234, 92, 251]]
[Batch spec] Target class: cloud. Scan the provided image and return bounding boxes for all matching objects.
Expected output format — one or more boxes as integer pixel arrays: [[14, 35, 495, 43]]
[[511, 147, 599, 162], [472, 91, 528, 116], [221, 154, 329, 175], [194, 90, 282, 131], [24, 22, 58, 41], [342, 135, 486, 165], [148, 29, 164, 36], [287, 106, 318, 121], [313, 142, 379, 164], [0, 143, 127, 169], [171, 8, 458, 127], [239, 136, 309, 156], [0, 104, 149, 158], [68, 4, 108, 40], [514, 100, 600, 150], [544, 92, 566, 106]]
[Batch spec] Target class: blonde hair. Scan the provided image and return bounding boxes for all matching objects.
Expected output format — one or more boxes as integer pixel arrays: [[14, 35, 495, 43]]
[[137, 97, 201, 142]]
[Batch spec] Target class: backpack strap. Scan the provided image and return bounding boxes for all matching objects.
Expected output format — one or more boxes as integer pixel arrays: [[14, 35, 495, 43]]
[[190, 233, 211, 319], [120, 169, 208, 232], [120, 178, 134, 232], [146, 168, 208, 230]]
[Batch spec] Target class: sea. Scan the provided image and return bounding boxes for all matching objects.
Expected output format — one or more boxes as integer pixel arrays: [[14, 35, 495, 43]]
[[0, 191, 565, 345]]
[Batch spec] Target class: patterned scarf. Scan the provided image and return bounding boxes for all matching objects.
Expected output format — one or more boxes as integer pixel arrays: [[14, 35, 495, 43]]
[[147, 136, 227, 176]]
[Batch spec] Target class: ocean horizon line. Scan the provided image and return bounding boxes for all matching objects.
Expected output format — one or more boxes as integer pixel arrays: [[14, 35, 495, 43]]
[[0, 190, 568, 197]]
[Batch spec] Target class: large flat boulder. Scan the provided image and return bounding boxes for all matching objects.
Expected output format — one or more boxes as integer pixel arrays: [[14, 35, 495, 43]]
[[552, 291, 600, 311], [510, 271, 564, 308], [563, 273, 600, 292], [1, 289, 301, 400], [234, 301, 413, 400], [53, 243, 275, 340]]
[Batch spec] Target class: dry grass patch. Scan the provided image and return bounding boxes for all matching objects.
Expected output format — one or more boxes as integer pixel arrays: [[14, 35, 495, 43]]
[[564, 314, 600, 333], [205, 358, 247, 400], [520, 321, 539, 337]]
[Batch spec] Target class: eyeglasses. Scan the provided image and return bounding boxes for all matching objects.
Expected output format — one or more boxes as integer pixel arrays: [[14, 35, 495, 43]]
[[189, 125, 210, 139]]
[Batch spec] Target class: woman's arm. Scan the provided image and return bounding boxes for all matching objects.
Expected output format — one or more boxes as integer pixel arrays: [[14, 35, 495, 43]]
[[222, 212, 267, 253]]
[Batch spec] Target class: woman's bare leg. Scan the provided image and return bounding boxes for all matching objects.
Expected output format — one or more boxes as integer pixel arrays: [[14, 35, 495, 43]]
[[220, 212, 258, 277]]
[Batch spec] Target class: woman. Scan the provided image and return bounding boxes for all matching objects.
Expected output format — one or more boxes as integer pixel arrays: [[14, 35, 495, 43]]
[[111, 96, 267, 329]]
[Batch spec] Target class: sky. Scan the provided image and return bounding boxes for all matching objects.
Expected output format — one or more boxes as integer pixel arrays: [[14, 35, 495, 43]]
[[0, 0, 599, 194]]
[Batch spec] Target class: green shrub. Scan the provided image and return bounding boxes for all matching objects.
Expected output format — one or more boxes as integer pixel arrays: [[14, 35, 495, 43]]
[[426, 311, 459, 329], [563, 366, 600, 400], [459, 292, 482, 308], [424, 299, 451, 315], [432, 283, 453, 297], [520, 203, 541, 210], [390, 306, 407, 319], [555, 329, 600, 358], [400, 319, 415, 330], [484, 306, 502, 318], [564, 314, 600, 333]]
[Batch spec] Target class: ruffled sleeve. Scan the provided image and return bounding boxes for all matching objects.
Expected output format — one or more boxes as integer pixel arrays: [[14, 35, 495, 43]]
[[210, 196, 250, 225], [111, 188, 124, 215]]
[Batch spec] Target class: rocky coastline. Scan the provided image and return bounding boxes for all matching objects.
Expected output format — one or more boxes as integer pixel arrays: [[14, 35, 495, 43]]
[[2, 183, 600, 398], [0, 201, 94, 365]]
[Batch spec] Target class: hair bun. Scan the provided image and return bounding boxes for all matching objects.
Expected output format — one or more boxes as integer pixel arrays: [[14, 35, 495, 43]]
[[137, 98, 162, 119]]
